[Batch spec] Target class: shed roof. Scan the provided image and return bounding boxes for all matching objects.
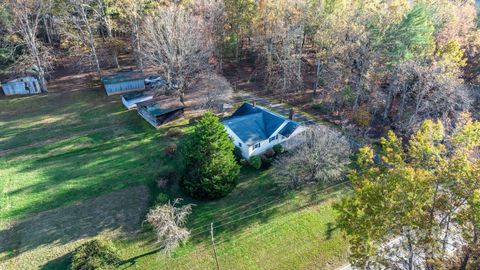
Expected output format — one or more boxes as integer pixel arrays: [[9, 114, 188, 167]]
[[101, 71, 145, 84], [137, 97, 185, 117], [222, 103, 299, 145], [122, 91, 148, 101]]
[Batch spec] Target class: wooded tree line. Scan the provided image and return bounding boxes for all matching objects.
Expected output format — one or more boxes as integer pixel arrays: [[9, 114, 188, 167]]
[[337, 116, 480, 269], [1, 0, 478, 132]]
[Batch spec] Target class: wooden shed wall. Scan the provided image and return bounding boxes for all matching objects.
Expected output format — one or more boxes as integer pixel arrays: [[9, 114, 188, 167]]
[[138, 108, 184, 129]]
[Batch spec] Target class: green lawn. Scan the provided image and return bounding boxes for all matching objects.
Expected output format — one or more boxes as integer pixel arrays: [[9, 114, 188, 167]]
[[115, 176, 350, 270], [0, 85, 350, 269], [0, 89, 174, 225]]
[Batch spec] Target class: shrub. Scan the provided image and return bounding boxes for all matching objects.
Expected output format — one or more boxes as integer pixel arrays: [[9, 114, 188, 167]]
[[165, 144, 177, 156], [352, 106, 371, 127], [155, 192, 170, 205], [273, 144, 284, 155], [70, 240, 121, 270], [239, 159, 249, 166], [341, 85, 355, 107], [249, 155, 262, 169], [167, 127, 183, 138], [311, 101, 332, 114], [180, 113, 240, 199], [263, 148, 275, 158], [233, 146, 243, 161], [261, 155, 273, 168]]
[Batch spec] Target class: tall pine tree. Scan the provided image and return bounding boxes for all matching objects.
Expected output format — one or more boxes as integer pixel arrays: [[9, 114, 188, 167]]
[[384, 4, 435, 63], [180, 112, 240, 199]]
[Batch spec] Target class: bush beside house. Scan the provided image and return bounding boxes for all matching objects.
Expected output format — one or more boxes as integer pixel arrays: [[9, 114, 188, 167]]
[[249, 155, 262, 169], [180, 112, 240, 199], [273, 144, 284, 155]]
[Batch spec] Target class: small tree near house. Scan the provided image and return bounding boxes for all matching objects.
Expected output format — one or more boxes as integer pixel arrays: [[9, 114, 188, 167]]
[[180, 112, 240, 199], [274, 125, 351, 190], [145, 198, 194, 255]]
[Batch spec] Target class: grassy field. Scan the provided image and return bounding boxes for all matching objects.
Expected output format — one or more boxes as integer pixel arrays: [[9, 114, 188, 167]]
[[0, 88, 173, 225], [114, 176, 350, 270], [0, 82, 350, 269]]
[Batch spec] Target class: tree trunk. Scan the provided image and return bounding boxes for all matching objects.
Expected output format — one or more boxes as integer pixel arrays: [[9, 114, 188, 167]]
[[43, 16, 52, 44], [406, 231, 415, 270], [460, 229, 478, 270], [105, 24, 119, 69], [234, 28, 240, 62], [313, 61, 321, 98], [80, 6, 101, 77], [383, 84, 394, 122]]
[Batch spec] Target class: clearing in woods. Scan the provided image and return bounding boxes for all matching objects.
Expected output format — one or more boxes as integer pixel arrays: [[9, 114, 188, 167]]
[[0, 74, 350, 269]]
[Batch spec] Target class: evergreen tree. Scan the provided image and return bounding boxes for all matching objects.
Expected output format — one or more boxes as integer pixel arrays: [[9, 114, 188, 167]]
[[180, 112, 240, 199], [384, 4, 435, 63]]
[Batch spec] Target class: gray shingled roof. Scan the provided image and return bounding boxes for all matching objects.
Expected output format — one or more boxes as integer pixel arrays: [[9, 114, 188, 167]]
[[222, 103, 299, 145]]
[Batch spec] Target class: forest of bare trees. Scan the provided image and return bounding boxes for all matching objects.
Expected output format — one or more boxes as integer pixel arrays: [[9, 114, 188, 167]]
[[0, 0, 479, 133]]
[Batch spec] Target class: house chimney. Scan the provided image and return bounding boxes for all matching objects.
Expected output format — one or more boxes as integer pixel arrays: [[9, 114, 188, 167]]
[[252, 100, 256, 107], [289, 109, 294, 120]]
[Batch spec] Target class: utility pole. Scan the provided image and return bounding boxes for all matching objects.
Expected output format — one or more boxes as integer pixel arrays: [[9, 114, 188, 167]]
[[210, 222, 220, 270]]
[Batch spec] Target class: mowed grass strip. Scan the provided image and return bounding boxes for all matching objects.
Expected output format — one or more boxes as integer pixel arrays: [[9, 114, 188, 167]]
[[0, 89, 143, 151]]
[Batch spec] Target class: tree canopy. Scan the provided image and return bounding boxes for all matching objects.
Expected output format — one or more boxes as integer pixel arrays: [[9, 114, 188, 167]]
[[180, 112, 240, 199], [336, 117, 480, 269]]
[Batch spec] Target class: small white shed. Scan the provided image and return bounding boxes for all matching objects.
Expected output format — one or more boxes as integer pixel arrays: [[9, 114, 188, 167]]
[[1, 77, 41, 96]]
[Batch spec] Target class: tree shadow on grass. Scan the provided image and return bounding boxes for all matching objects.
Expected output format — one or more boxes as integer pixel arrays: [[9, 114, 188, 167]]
[[0, 185, 150, 260], [2, 128, 167, 221], [325, 222, 337, 240], [39, 252, 72, 270], [119, 170, 350, 267]]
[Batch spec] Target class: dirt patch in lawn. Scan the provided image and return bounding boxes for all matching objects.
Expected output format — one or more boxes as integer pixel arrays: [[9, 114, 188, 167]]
[[0, 185, 150, 270]]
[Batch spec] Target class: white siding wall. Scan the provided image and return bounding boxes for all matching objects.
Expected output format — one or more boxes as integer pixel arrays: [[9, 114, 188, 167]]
[[225, 126, 250, 158], [225, 122, 293, 159]]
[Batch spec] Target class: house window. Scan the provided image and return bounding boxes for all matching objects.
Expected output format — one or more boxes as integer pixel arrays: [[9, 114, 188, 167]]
[[269, 135, 278, 143], [253, 143, 261, 150]]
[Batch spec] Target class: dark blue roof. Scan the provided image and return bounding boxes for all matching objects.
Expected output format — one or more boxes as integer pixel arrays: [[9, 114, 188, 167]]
[[223, 103, 297, 145], [278, 122, 299, 138], [144, 103, 183, 117], [122, 91, 146, 101]]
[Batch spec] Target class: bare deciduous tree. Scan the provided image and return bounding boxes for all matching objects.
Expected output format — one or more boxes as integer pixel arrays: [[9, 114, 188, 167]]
[[274, 125, 351, 190], [270, 24, 304, 99], [92, 0, 120, 69], [61, 0, 102, 77], [384, 59, 471, 134], [254, 0, 306, 97], [145, 198, 194, 255], [117, 0, 146, 71], [5, 0, 53, 92], [195, 72, 233, 110], [141, 4, 213, 102]]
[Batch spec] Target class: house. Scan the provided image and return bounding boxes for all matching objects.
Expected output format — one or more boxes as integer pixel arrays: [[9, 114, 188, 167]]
[[121, 91, 153, 110], [222, 102, 305, 159], [1, 76, 41, 96], [137, 97, 185, 128], [101, 70, 145, 96]]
